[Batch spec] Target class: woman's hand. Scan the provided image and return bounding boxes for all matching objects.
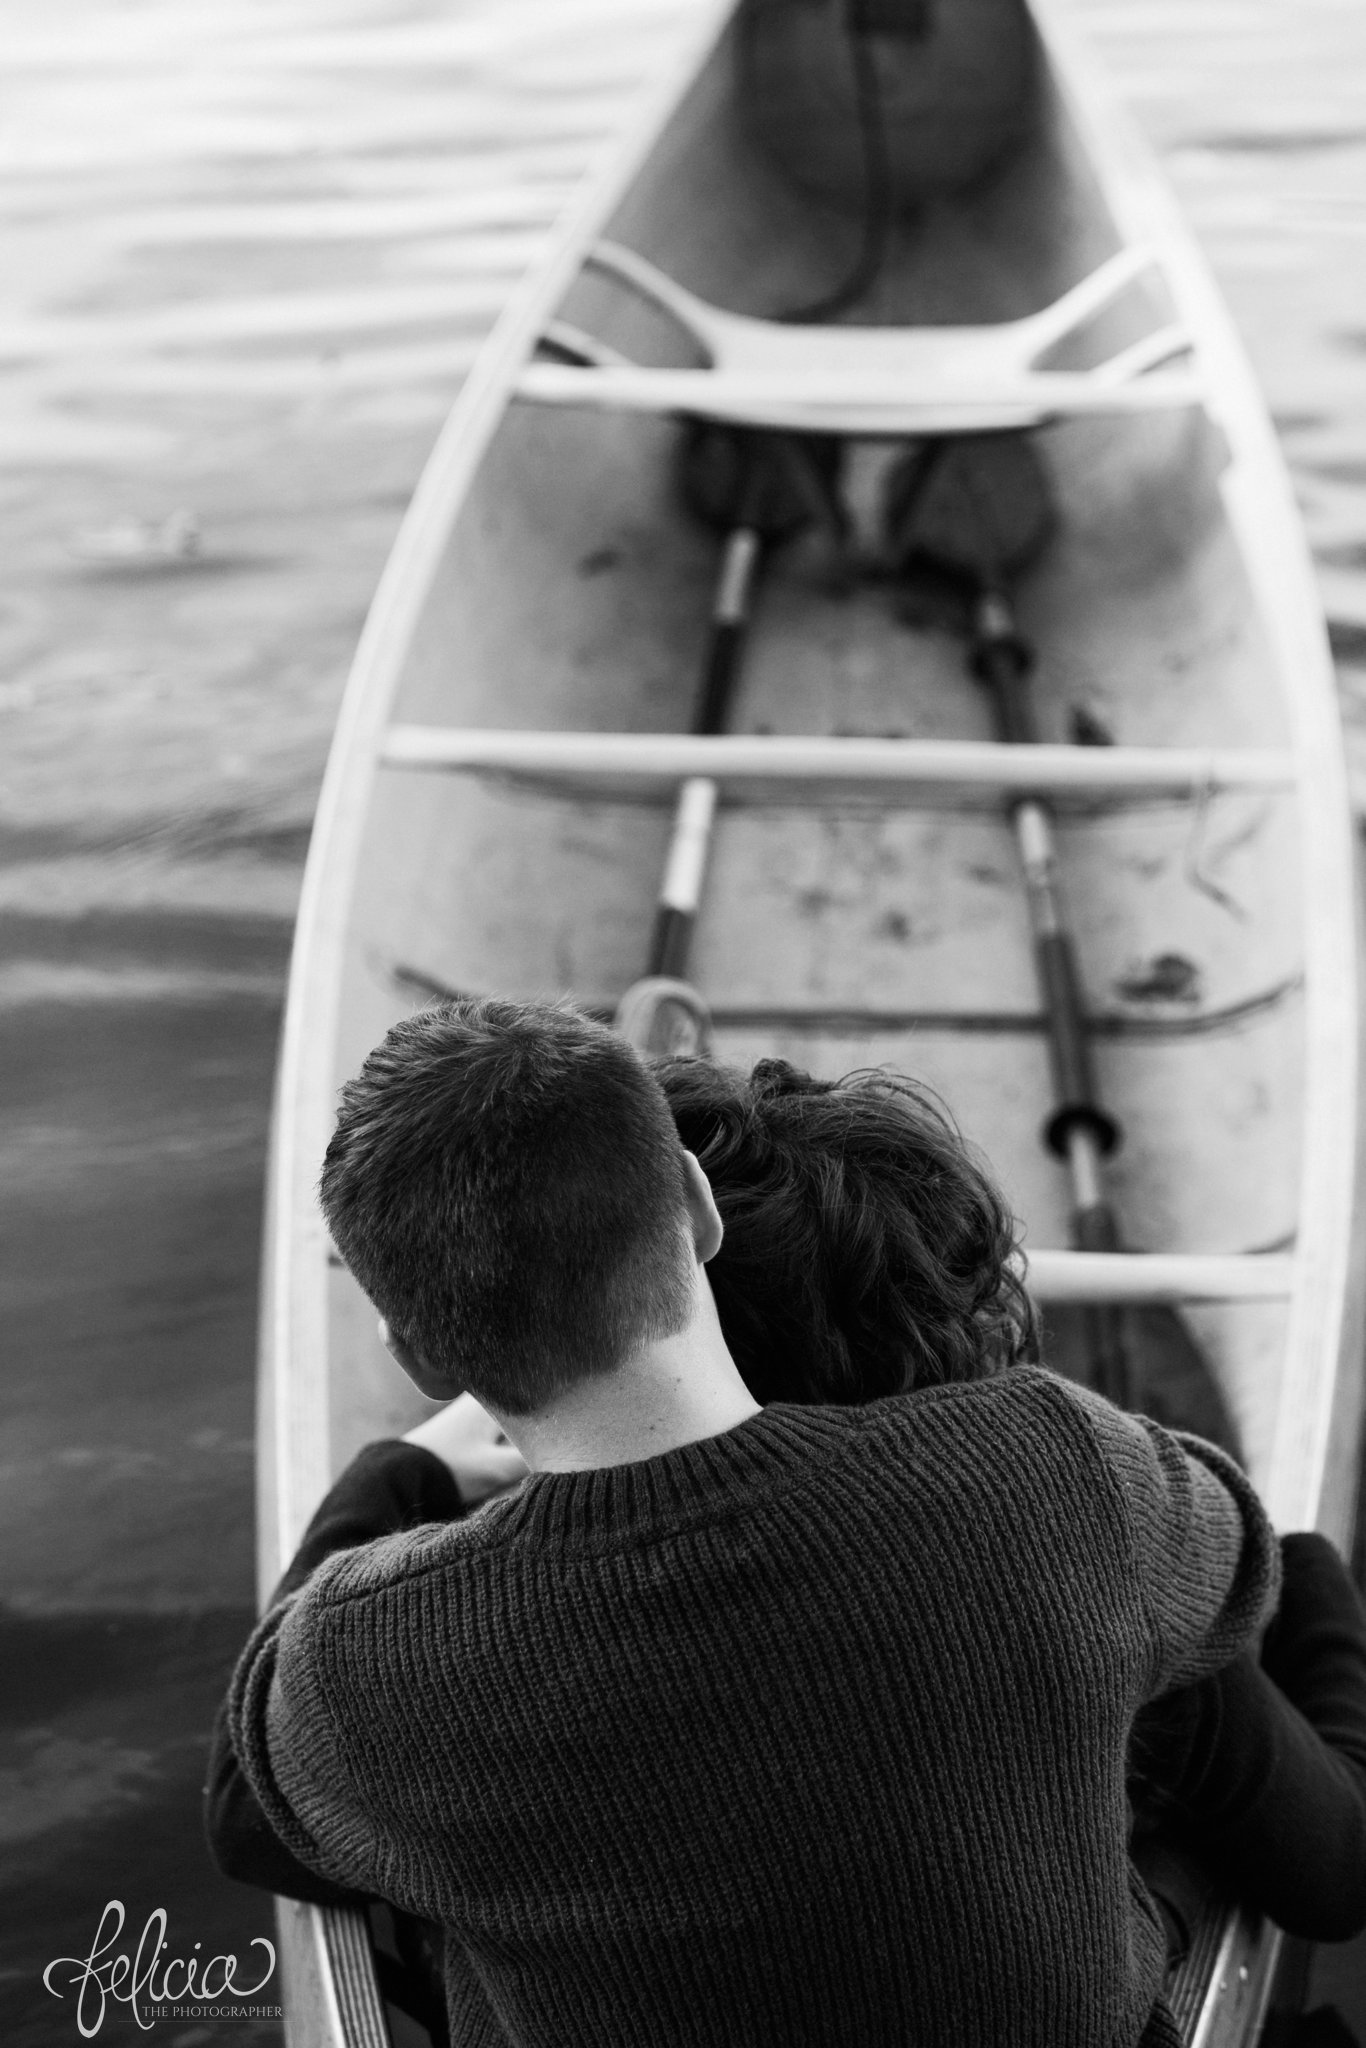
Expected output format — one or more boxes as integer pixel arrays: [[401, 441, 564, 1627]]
[[402, 1393, 528, 1508]]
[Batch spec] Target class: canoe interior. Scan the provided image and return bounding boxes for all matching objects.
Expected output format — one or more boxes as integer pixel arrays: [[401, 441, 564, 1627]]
[[319, 7, 1305, 1495]]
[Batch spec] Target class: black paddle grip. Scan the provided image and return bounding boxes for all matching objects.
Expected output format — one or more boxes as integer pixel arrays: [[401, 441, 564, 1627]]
[[1035, 930, 1122, 1160], [678, 425, 841, 540], [694, 621, 747, 736], [1071, 1202, 1121, 1254], [971, 628, 1036, 745], [1082, 1301, 1133, 1411], [649, 905, 694, 982], [1071, 1207, 1132, 1409]]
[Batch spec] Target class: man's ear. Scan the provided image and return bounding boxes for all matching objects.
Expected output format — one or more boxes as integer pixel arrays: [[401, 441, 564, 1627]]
[[378, 1318, 457, 1402], [680, 1151, 724, 1265]]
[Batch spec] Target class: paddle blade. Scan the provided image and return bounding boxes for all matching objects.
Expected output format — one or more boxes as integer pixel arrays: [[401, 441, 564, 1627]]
[[883, 432, 1056, 585], [678, 423, 843, 540]]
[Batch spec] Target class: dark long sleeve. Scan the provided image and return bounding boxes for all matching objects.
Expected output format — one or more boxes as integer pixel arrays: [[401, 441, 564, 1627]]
[[205, 1440, 466, 1903], [1135, 1531, 1366, 1942]]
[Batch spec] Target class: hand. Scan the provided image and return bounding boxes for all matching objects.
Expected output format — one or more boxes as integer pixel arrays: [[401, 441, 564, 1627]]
[[403, 1393, 528, 1509]]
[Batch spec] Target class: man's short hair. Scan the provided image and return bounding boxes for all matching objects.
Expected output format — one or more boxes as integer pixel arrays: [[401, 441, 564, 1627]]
[[320, 999, 695, 1414]]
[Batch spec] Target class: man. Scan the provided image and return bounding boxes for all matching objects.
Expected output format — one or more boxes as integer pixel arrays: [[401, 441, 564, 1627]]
[[209, 996, 1278, 2046]]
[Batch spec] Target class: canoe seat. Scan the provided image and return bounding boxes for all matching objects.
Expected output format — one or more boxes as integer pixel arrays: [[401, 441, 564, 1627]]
[[516, 239, 1200, 434]]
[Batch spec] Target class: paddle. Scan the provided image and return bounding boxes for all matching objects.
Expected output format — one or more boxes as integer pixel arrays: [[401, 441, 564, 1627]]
[[883, 434, 1240, 1448], [616, 425, 842, 1057]]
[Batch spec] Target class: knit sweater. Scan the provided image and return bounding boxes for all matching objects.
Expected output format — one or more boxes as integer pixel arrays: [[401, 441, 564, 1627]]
[[228, 1368, 1277, 2048]]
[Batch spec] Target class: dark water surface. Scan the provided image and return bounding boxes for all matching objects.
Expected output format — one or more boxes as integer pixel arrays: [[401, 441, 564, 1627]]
[[2, 0, 1364, 2041]]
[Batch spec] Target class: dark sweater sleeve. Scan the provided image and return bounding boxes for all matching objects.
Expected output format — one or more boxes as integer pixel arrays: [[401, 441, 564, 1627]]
[[1133, 1532, 1366, 1942], [205, 1440, 465, 1903], [1067, 1380, 1280, 1694]]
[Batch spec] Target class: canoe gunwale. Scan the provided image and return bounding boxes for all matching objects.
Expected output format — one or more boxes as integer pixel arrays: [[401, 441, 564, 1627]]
[[1030, 0, 1366, 1544], [256, 0, 736, 1588], [1034, 2, 1364, 2040]]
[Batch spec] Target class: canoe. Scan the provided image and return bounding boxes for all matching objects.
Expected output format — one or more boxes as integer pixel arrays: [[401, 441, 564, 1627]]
[[256, 1, 1366, 2041]]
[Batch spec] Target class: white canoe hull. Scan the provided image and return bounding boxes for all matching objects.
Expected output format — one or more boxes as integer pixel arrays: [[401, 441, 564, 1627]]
[[257, 4, 1366, 2041]]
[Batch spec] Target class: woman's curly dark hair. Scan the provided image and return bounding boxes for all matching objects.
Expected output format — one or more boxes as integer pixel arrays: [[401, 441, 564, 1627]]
[[654, 1055, 1038, 1406]]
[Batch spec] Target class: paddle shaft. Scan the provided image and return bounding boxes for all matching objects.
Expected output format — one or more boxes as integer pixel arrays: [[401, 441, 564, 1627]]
[[649, 517, 764, 979], [973, 595, 1131, 1405]]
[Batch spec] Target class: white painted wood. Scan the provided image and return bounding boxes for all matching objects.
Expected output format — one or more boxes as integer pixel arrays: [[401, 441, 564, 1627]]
[[381, 725, 1295, 796], [541, 318, 636, 369], [515, 357, 1203, 432], [1091, 324, 1191, 384], [1021, 1250, 1293, 1305], [519, 232, 1202, 430], [582, 232, 1162, 365]]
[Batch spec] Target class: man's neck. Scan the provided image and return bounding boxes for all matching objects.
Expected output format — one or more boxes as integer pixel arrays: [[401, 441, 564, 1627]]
[[497, 1281, 760, 1475]]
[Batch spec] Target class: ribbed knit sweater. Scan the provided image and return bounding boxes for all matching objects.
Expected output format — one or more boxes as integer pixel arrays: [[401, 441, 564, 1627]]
[[228, 1368, 1277, 2047]]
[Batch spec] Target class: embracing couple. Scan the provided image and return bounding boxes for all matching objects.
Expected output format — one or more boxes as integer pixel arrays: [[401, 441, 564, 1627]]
[[208, 998, 1366, 2047]]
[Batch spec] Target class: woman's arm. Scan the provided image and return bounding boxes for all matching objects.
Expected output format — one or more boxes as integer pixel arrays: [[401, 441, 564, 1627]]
[[204, 1408, 521, 1902], [1134, 1532, 1366, 1943]]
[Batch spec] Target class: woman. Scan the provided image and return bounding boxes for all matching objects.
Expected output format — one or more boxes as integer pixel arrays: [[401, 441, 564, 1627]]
[[654, 1053, 1037, 1407], [653, 1053, 1366, 1957]]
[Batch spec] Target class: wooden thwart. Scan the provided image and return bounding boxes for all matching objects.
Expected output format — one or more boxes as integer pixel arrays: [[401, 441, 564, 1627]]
[[1021, 1249, 1293, 1305], [380, 727, 1295, 797]]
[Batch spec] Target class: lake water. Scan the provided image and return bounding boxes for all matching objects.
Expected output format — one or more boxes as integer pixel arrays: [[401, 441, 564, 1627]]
[[2, 1, 1364, 2041]]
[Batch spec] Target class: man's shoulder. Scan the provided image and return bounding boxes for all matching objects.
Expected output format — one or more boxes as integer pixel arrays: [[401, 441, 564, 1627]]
[[298, 1508, 493, 1613], [293, 1371, 1111, 1613], [850, 1367, 1143, 1512], [858, 1363, 1104, 1441]]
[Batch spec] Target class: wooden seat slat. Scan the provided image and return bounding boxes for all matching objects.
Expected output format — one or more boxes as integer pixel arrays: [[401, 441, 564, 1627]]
[[513, 360, 1203, 432], [531, 237, 1199, 433]]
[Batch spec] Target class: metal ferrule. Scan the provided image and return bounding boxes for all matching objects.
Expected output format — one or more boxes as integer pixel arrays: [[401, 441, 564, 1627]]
[[1012, 799, 1061, 937], [715, 529, 760, 625], [660, 777, 719, 913]]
